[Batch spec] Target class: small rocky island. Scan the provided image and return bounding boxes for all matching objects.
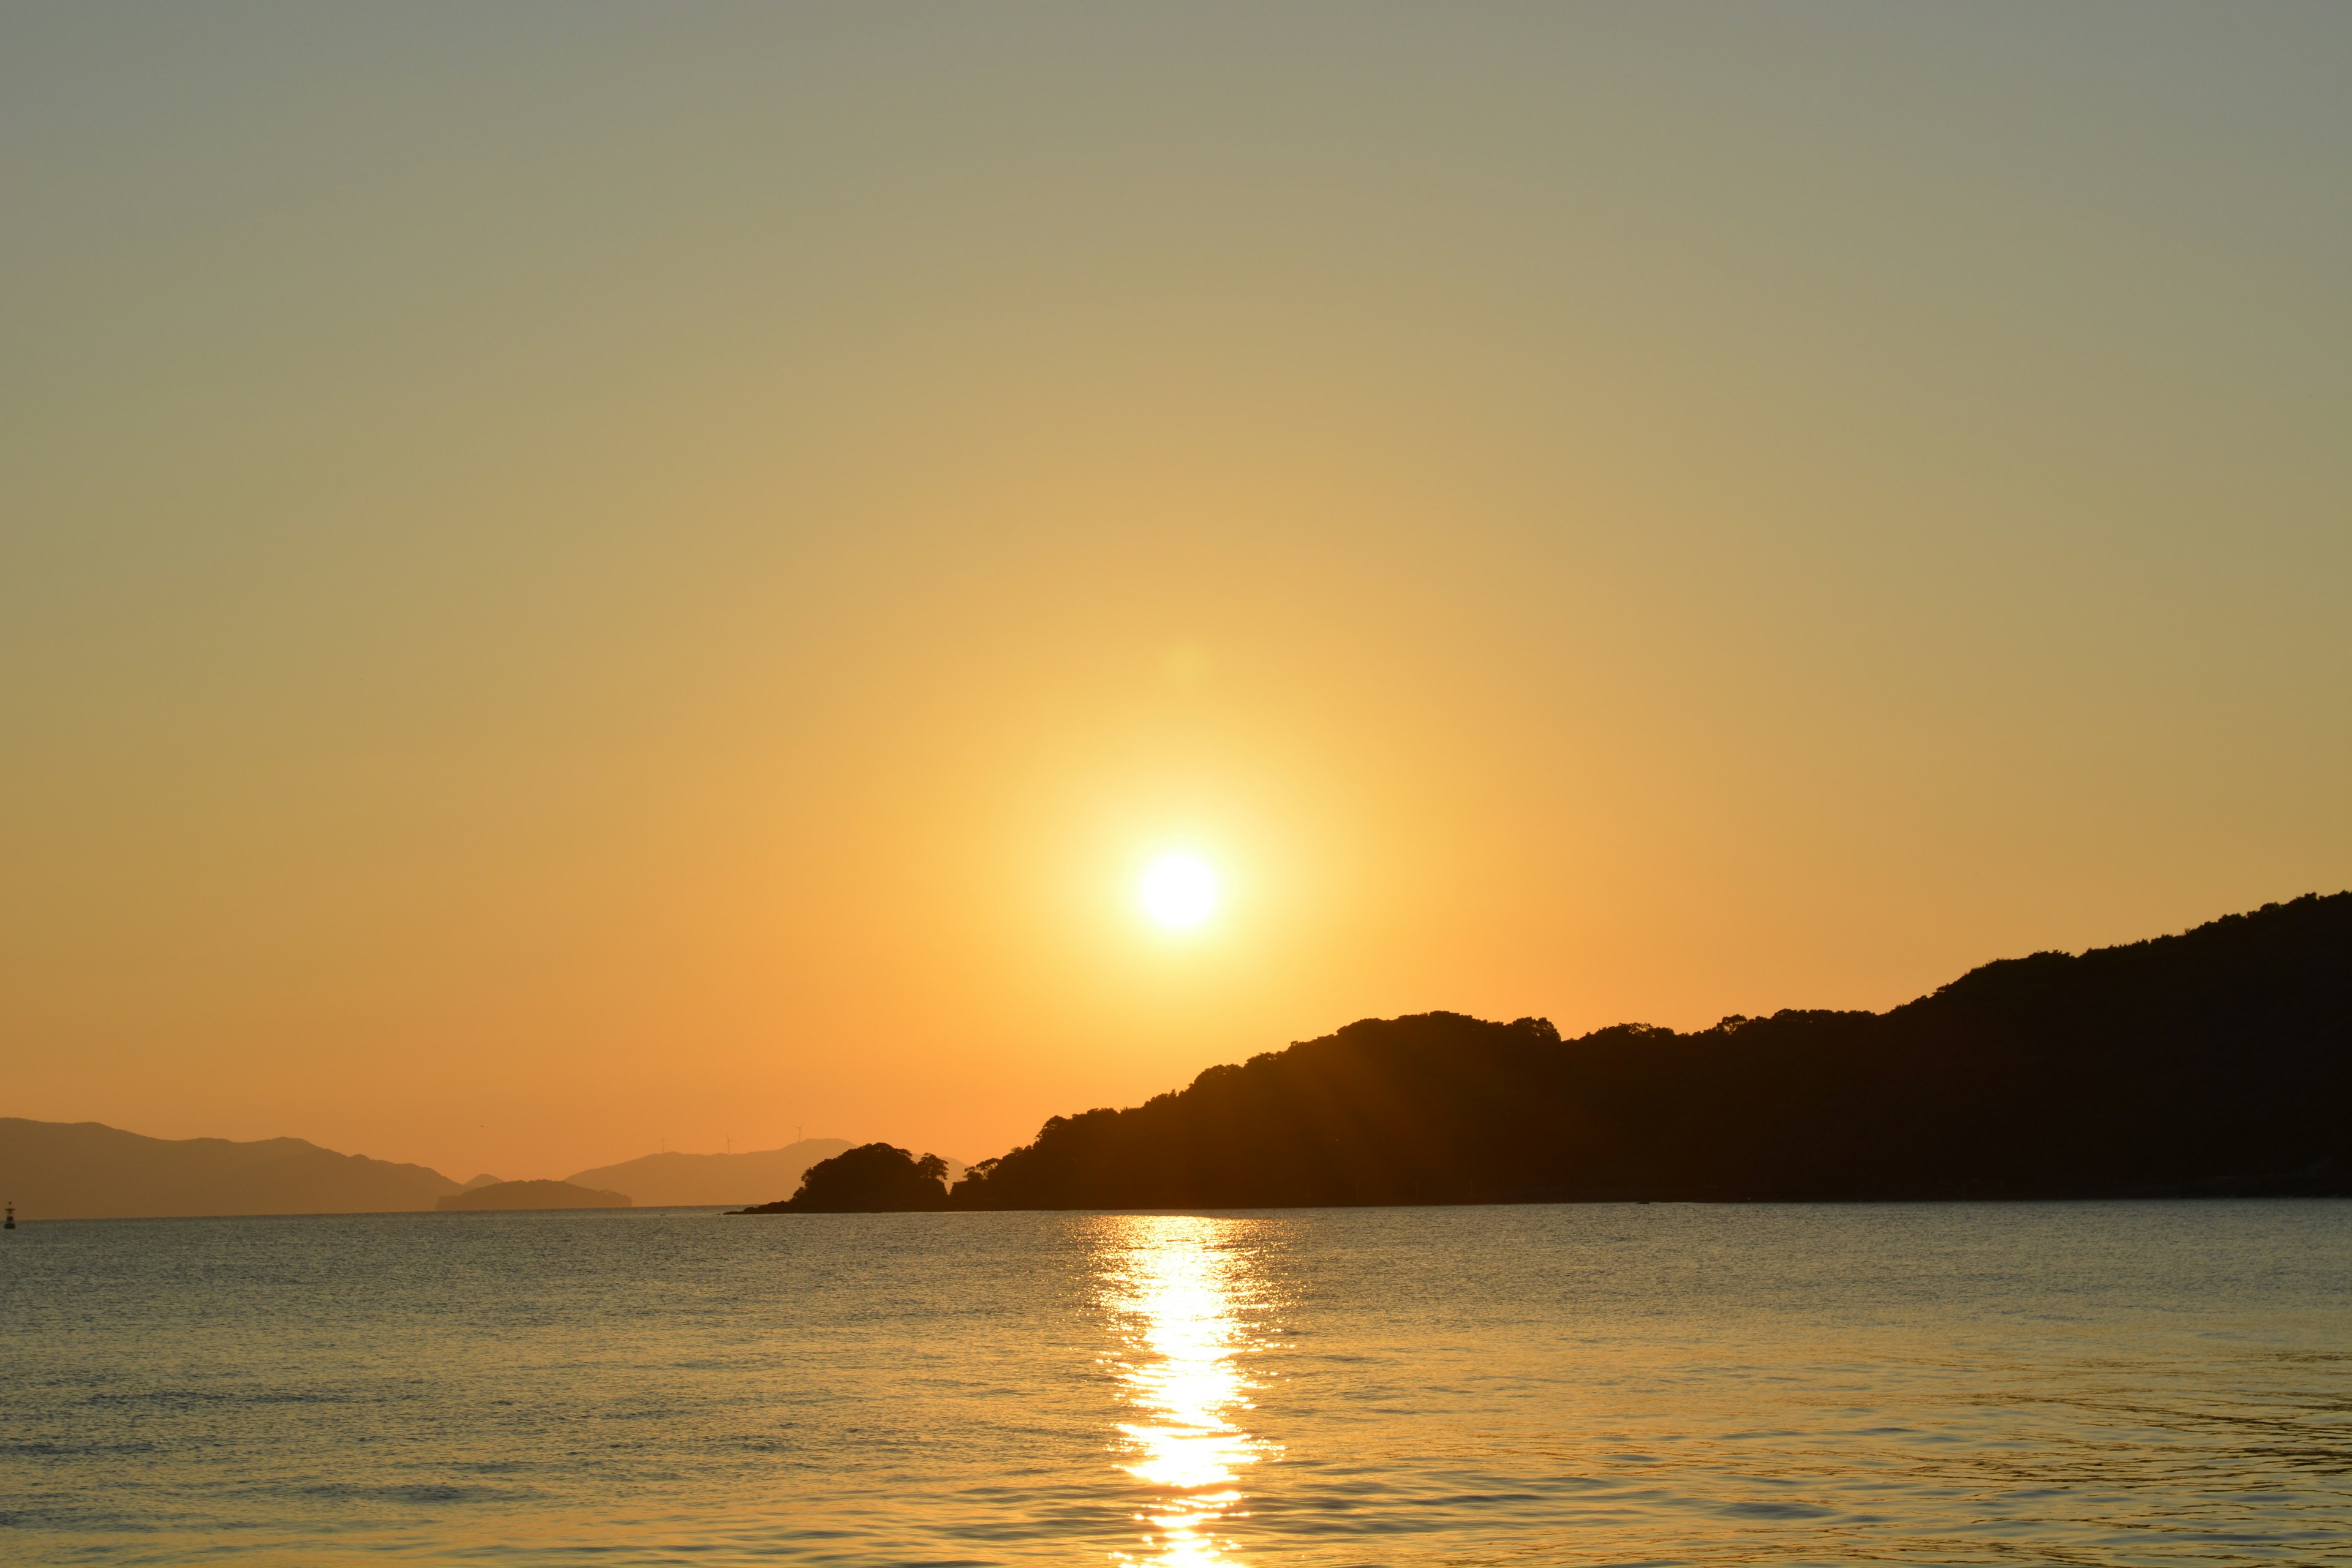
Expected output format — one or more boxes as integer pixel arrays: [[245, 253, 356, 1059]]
[[436, 1178, 631, 1212], [731, 1144, 951, 1212]]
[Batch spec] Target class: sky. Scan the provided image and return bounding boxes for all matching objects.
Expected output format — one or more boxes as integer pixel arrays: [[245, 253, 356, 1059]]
[[3, 4, 2346, 1183]]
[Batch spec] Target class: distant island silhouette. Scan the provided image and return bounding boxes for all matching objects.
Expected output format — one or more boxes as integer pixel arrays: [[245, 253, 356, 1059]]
[[737, 893, 2349, 1213], [564, 1140, 855, 1208], [437, 1178, 631, 1212]]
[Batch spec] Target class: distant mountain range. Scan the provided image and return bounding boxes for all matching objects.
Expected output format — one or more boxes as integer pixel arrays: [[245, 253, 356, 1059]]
[[949, 892, 2351, 1207], [0, 1126, 858, 1221], [0, 1120, 462, 1219]]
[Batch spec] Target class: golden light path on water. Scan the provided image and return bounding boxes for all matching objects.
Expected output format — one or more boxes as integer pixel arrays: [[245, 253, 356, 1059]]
[[1095, 1216, 1280, 1568]]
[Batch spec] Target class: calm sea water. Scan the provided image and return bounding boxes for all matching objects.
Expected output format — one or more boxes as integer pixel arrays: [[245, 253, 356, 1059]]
[[2, 1203, 2346, 1566]]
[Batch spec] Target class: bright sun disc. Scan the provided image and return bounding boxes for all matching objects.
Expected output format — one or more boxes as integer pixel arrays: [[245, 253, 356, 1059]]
[[1141, 854, 1217, 929]]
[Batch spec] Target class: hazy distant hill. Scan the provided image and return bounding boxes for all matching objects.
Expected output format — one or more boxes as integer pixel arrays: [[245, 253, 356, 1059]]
[[953, 893, 2352, 1208], [437, 1178, 629, 1212], [0, 1119, 461, 1220], [564, 1140, 856, 1207]]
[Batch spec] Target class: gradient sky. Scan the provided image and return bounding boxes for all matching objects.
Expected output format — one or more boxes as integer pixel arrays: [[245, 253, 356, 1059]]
[[4, 4, 2346, 1183]]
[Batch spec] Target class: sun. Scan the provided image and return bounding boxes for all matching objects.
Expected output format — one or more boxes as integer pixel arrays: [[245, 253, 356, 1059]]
[[1140, 854, 1218, 929]]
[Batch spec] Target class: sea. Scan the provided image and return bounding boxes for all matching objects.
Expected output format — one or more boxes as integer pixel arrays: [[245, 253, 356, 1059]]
[[2, 1202, 2347, 1566]]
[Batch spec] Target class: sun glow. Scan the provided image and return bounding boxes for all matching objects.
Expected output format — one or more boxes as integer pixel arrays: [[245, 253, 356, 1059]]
[[1140, 854, 1218, 929]]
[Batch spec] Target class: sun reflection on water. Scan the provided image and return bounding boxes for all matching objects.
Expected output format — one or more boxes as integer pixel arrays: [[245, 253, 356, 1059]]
[[1095, 1216, 1278, 1568]]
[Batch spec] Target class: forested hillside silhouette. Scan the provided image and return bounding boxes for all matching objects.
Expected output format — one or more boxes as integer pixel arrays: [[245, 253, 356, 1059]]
[[947, 894, 2350, 1207]]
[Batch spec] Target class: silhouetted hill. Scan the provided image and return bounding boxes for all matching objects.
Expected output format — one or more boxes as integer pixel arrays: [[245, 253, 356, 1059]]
[[566, 1139, 854, 1207], [733, 1144, 953, 1212], [436, 1179, 630, 1212], [951, 894, 2352, 1208], [0, 1119, 462, 1219]]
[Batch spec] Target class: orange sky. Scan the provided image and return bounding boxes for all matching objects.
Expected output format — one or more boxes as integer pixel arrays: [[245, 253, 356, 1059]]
[[3, 6, 2346, 1182]]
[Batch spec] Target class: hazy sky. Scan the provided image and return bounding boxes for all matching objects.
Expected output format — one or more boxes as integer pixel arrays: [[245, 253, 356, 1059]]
[[4, 4, 2346, 1182]]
